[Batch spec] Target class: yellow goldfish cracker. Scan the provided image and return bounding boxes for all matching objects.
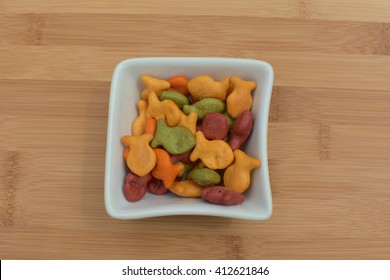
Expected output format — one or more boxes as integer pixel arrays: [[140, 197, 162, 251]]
[[121, 134, 156, 176], [188, 75, 230, 102], [146, 92, 181, 126], [190, 131, 234, 170], [177, 112, 197, 135], [223, 149, 260, 193], [131, 100, 148, 136], [226, 77, 256, 118], [169, 180, 203, 198], [140, 74, 170, 100]]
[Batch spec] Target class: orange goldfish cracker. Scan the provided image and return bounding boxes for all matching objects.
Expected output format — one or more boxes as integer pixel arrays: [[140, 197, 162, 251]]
[[168, 75, 189, 95], [169, 180, 203, 198], [152, 148, 184, 188], [144, 118, 157, 136], [146, 92, 181, 126], [121, 134, 156, 177], [226, 77, 256, 118], [132, 100, 148, 136], [140, 74, 170, 100], [188, 75, 230, 102], [123, 147, 130, 162], [190, 131, 234, 170], [223, 149, 260, 193]]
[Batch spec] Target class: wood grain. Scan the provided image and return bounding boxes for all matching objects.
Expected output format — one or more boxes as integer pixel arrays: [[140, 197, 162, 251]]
[[1, 0, 390, 259], [1, 0, 390, 22]]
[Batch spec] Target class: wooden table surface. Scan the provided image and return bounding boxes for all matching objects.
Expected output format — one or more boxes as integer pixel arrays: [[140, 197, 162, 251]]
[[1, 0, 390, 260]]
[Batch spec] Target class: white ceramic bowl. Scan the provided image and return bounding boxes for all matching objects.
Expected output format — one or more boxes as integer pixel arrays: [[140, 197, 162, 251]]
[[105, 57, 273, 220]]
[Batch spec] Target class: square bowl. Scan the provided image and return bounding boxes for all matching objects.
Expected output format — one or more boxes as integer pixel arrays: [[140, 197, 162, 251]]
[[105, 57, 273, 220]]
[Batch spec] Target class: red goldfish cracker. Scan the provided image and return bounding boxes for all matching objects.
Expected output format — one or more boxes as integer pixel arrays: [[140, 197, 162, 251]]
[[140, 74, 170, 100], [201, 186, 245, 205], [147, 178, 169, 195], [152, 148, 184, 188], [170, 150, 192, 164], [123, 171, 152, 202], [190, 131, 234, 170], [121, 134, 156, 177], [169, 180, 203, 198], [226, 77, 256, 118], [132, 100, 148, 136], [168, 75, 189, 95], [146, 92, 181, 127], [200, 112, 228, 140], [223, 149, 260, 194], [229, 110, 253, 151], [188, 75, 230, 102], [144, 118, 157, 136]]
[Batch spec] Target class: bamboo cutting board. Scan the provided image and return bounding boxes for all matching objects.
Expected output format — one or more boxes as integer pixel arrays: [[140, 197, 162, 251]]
[[1, 0, 390, 259]]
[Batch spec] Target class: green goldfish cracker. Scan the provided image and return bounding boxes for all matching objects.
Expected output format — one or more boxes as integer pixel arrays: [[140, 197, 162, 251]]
[[160, 91, 189, 110], [151, 119, 196, 155], [183, 98, 225, 120], [191, 168, 221, 186]]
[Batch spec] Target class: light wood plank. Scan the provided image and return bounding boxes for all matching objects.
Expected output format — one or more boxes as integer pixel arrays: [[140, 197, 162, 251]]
[[270, 86, 390, 125], [1, 14, 388, 56], [1, 0, 390, 22], [0, 47, 389, 91]]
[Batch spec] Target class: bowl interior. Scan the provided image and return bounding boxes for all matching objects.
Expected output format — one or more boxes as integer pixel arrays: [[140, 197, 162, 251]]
[[105, 58, 273, 220]]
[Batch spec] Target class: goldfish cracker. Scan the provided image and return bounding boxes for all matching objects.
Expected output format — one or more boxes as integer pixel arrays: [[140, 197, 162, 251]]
[[177, 112, 197, 135], [229, 110, 253, 150], [188, 75, 230, 102], [186, 161, 206, 180], [183, 98, 225, 120], [147, 178, 169, 195], [223, 149, 260, 193], [123, 171, 152, 202], [146, 92, 181, 127], [190, 131, 234, 170], [123, 147, 130, 162], [160, 91, 189, 110], [169, 180, 203, 198], [140, 74, 170, 100], [121, 134, 156, 176], [151, 119, 196, 155], [201, 186, 245, 205], [200, 112, 228, 140], [144, 118, 157, 136], [131, 100, 148, 136], [191, 168, 221, 186], [152, 148, 184, 188], [168, 75, 189, 95], [170, 151, 192, 164], [226, 77, 256, 118]]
